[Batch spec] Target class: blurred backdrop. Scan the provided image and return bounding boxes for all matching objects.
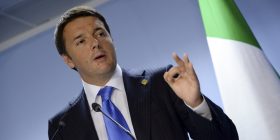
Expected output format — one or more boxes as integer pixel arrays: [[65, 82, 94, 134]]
[[0, 0, 279, 139]]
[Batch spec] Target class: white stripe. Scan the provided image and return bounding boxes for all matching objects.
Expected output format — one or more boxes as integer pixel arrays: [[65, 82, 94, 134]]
[[207, 37, 280, 140]]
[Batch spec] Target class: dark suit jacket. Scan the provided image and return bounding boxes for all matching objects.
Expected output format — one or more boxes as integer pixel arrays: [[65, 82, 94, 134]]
[[48, 66, 238, 140]]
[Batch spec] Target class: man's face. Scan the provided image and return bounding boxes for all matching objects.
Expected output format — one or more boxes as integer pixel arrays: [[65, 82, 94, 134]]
[[62, 16, 117, 84]]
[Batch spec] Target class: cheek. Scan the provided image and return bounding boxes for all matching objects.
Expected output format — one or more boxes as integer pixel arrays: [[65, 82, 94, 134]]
[[109, 47, 116, 61], [71, 52, 90, 66], [107, 43, 116, 55], [81, 55, 92, 65]]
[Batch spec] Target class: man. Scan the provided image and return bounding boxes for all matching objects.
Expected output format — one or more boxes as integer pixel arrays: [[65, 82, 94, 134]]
[[48, 6, 238, 140]]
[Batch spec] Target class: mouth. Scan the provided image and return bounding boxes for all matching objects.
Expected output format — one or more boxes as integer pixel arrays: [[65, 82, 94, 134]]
[[95, 55, 105, 60], [94, 53, 106, 61]]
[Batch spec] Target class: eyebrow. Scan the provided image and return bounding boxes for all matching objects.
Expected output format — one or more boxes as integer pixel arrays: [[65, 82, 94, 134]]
[[93, 27, 104, 34], [73, 34, 83, 41], [72, 27, 105, 42]]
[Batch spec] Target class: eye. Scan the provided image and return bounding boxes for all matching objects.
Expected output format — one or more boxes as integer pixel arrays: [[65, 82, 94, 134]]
[[76, 39, 85, 46], [95, 30, 107, 38]]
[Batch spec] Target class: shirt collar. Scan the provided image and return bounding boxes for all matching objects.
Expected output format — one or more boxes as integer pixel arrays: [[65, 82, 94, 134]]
[[82, 64, 125, 103]]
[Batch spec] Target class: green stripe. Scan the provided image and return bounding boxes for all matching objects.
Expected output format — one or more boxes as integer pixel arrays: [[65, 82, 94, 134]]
[[198, 0, 260, 48]]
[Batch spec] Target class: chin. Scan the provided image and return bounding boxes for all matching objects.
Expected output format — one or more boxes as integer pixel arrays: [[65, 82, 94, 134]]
[[99, 64, 115, 73]]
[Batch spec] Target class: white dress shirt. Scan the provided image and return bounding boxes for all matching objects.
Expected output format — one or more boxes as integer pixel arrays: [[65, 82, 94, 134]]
[[83, 64, 212, 140], [83, 65, 136, 140]]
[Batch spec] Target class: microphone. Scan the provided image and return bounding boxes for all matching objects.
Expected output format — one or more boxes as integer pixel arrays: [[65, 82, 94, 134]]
[[50, 102, 73, 140], [50, 121, 65, 140], [92, 103, 136, 140]]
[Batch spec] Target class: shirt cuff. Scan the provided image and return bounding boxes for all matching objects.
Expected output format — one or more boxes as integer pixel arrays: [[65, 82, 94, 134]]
[[184, 96, 212, 120]]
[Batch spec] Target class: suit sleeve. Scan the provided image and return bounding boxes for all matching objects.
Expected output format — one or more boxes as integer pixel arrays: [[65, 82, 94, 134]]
[[48, 119, 55, 140], [159, 65, 238, 140], [171, 88, 238, 140]]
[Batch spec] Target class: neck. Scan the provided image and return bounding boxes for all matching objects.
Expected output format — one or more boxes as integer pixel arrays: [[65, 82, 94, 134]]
[[80, 68, 116, 86]]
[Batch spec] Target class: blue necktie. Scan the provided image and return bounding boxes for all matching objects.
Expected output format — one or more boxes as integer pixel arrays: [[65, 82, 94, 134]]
[[98, 86, 133, 140]]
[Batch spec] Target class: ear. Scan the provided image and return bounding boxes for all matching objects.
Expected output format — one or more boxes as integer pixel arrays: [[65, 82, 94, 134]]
[[61, 54, 75, 69]]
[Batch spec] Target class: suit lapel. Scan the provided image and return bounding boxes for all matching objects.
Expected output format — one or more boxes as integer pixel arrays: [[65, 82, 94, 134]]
[[63, 69, 152, 140], [63, 91, 99, 140], [122, 69, 151, 140]]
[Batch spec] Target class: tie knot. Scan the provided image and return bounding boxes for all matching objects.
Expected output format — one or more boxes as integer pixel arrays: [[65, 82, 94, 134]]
[[98, 86, 114, 101]]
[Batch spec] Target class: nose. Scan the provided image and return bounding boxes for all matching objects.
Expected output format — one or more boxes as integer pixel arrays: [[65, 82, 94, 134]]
[[91, 37, 100, 50]]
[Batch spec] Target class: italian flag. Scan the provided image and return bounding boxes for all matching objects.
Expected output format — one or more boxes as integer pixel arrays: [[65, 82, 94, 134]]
[[198, 0, 280, 139]]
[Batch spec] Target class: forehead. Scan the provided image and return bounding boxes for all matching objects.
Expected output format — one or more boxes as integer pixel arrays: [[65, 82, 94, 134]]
[[64, 16, 104, 31], [63, 16, 105, 40]]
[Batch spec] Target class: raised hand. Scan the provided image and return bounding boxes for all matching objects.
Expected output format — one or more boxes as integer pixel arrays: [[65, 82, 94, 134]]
[[163, 53, 202, 107]]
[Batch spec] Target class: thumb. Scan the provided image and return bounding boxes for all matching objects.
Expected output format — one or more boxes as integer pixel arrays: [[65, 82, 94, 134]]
[[164, 72, 174, 85]]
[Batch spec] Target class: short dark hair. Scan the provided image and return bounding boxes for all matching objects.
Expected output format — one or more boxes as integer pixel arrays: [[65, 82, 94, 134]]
[[54, 6, 111, 55]]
